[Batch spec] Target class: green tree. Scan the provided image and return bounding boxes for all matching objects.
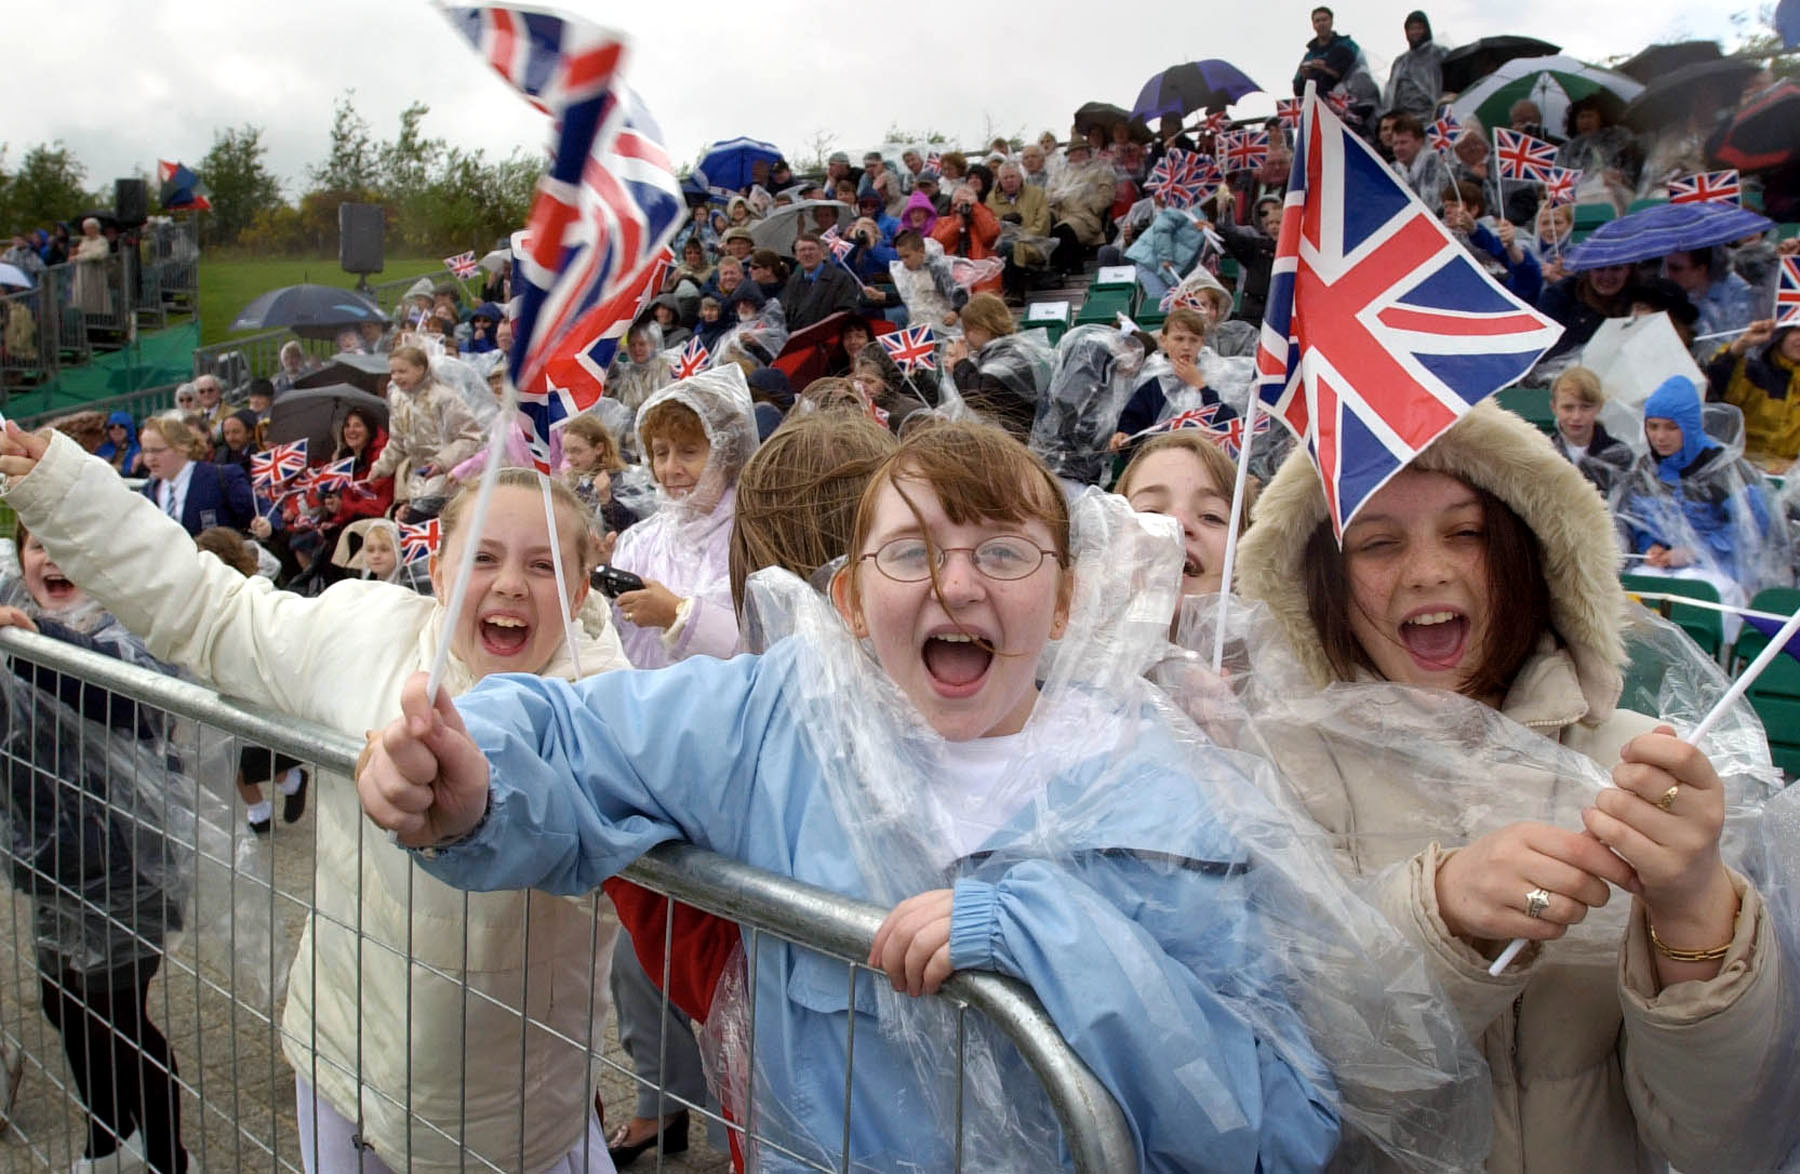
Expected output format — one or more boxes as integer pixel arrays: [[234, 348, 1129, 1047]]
[[0, 141, 94, 232], [199, 124, 284, 247], [309, 92, 381, 197]]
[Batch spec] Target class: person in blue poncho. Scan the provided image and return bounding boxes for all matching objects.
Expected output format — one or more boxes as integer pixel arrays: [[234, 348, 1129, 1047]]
[[357, 420, 1347, 1172], [95, 410, 141, 476]]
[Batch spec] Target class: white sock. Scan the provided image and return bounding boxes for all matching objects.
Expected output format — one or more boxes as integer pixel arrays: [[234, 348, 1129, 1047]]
[[278, 767, 305, 795], [246, 800, 273, 824]]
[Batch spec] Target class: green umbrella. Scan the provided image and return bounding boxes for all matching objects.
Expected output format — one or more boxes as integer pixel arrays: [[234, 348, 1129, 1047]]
[[1450, 55, 1642, 138]]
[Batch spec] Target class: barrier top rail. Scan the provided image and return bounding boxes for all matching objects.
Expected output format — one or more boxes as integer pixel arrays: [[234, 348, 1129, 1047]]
[[0, 625, 1139, 1173]]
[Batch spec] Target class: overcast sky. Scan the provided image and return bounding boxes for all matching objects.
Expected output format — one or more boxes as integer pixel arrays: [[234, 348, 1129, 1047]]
[[14, 0, 1747, 194]]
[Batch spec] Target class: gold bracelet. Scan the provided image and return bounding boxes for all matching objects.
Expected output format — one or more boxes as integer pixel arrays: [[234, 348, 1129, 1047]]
[[1647, 916, 1735, 963]]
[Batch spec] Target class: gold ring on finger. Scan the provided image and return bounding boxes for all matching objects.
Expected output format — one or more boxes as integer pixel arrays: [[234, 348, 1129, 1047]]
[[1658, 784, 1679, 813], [1525, 887, 1552, 919]]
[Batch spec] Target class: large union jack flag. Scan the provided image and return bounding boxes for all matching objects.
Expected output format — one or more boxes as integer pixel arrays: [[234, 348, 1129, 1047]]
[[1220, 129, 1270, 172], [249, 439, 307, 492], [1778, 256, 1800, 329], [1493, 128, 1558, 183], [1669, 170, 1742, 206], [879, 324, 938, 373], [1256, 89, 1564, 539]]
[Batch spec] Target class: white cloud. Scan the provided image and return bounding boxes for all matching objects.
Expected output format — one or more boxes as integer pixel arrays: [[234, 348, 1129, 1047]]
[[12, 0, 1745, 195]]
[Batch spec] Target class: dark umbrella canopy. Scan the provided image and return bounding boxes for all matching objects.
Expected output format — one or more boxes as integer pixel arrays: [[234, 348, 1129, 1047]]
[[1623, 58, 1761, 132], [1563, 201, 1773, 272], [1439, 36, 1559, 96], [268, 383, 390, 457], [1072, 102, 1139, 138], [1708, 80, 1800, 172], [1130, 61, 1261, 122], [296, 354, 393, 397], [1616, 40, 1722, 85], [231, 284, 389, 341]]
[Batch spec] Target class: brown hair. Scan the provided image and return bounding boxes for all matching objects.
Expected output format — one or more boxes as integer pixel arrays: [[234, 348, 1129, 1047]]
[[728, 411, 898, 611], [1302, 482, 1550, 700], [640, 398, 709, 451], [141, 413, 206, 460], [1117, 431, 1258, 530], [389, 344, 432, 377], [1391, 113, 1426, 140], [959, 293, 1015, 341], [798, 376, 871, 414], [845, 420, 1071, 623], [1162, 307, 1211, 338], [195, 527, 260, 577], [439, 467, 597, 571], [1551, 366, 1605, 408], [1442, 180, 1485, 215], [559, 414, 626, 473]]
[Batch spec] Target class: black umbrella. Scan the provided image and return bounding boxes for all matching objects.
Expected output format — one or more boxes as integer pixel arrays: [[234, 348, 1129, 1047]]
[[1072, 102, 1138, 139], [1615, 40, 1721, 85], [268, 383, 390, 458], [1623, 58, 1761, 132], [1709, 80, 1800, 172], [230, 284, 389, 341], [1439, 36, 1560, 96], [296, 355, 393, 397]]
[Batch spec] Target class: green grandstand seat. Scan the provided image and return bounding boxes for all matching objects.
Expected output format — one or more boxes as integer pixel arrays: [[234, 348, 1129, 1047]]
[[1778, 222, 1800, 243], [1620, 573, 1724, 658], [1626, 198, 1668, 214], [1023, 300, 1071, 345], [1572, 203, 1615, 231], [1495, 385, 1556, 436], [1075, 287, 1134, 326]]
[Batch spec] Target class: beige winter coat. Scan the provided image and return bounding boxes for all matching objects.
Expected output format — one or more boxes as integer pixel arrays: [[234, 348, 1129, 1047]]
[[1046, 158, 1117, 247], [369, 379, 485, 503], [1235, 403, 1783, 1173], [5, 431, 632, 1172]]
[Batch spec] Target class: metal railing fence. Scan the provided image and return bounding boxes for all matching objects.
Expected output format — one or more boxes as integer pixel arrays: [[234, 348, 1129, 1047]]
[[0, 626, 1135, 1172]]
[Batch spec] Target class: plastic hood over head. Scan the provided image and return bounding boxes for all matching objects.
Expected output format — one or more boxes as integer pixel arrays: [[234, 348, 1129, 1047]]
[[1238, 401, 1629, 719], [634, 364, 761, 520], [1030, 325, 1146, 485]]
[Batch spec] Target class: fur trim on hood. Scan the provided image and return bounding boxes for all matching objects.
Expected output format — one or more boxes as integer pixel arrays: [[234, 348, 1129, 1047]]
[[1236, 401, 1630, 722]]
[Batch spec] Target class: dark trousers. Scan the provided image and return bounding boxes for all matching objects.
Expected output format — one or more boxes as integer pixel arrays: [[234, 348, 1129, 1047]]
[[1049, 224, 1087, 275], [39, 957, 187, 1172]]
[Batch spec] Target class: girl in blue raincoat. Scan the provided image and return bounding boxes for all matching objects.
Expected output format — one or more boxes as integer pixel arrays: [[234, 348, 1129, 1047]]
[[358, 420, 1355, 1172]]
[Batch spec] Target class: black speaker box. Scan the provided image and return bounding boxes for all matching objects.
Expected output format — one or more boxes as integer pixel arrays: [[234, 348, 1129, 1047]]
[[115, 178, 148, 225], [339, 203, 386, 274]]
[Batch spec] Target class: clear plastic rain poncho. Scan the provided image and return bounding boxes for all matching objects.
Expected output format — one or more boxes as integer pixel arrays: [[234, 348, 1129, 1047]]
[[702, 490, 1490, 1172], [0, 611, 276, 1004], [949, 331, 1055, 439], [714, 287, 790, 371], [1165, 593, 1800, 1170], [609, 366, 760, 669], [1029, 324, 1147, 486], [606, 319, 673, 414], [432, 352, 499, 428], [1611, 389, 1792, 600], [1136, 347, 1292, 481]]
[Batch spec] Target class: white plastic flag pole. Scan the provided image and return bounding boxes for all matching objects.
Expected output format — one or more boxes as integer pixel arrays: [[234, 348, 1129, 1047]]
[[538, 470, 584, 679], [1211, 392, 1262, 673], [424, 392, 514, 704], [1488, 601, 1800, 976]]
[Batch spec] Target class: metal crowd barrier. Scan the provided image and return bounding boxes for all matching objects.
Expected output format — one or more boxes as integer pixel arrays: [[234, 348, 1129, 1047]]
[[0, 627, 1136, 1172]]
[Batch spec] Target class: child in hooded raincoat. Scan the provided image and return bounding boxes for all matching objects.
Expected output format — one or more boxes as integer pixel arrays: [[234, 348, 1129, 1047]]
[[95, 410, 141, 476]]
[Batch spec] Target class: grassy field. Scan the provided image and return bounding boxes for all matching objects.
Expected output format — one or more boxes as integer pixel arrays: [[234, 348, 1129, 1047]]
[[197, 256, 451, 346]]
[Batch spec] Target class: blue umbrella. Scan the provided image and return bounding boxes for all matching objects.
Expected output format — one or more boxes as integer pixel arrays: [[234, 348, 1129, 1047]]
[[1563, 201, 1773, 271], [1132, 60, 1262, 122], [696, 137, 782, 192]]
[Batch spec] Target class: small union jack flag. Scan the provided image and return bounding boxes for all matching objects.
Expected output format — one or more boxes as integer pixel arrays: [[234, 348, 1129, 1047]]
[[1202, 111, 1232, 136], [820, 224, 857, 262], [1669, 170, 1742, 206], [1208, 411, 1273, 459], [1257, 89, 1563, 539], [1220, 129, 1269, 172], [308, 456, 358, 495], [1493, 128, 1558, 183], [399, 518, 441, 565], [1324, 91, 1354, 117], [445, 251, 482, 280], [1427, 113, 1462, 154], [925, 151, 943, 173], [1541, 167, 1581, 207], [671, 336, 710, 379], [1777, 255, 1800, 329], [879, 324, 937, 373], [249, 439, 307, 492], [1146, 149, 1215, 209], [1133, 404, 1226, 440], [1275, 99, 1304, 130]]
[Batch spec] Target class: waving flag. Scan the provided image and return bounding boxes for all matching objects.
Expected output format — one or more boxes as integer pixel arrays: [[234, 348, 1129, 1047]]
[[157, 160, 213, 212], [1541, 167, 1581, 207], [447, 5, 685, 471], [1132, 404, 1228, 440], [1146, 149, 1216, 209], [1493, 128, 1558, 183], [1220, 129, 1270, 172], [671, 336, 711, 379], [445, 250, 482, 279], [1275, 99, 1304, 130], [1202, 111, 1233, 136], [249, 439, 308, 492], [879, 324, 938, 373], [1778, 256, 1800, 328], [925, 151, 943, 174], [399, 519, 442, 565], [308, 456, 358, 495], [1324, 91, 1354, 119], [1669, 170, 1742, 206], [820, 224, 857, 262], [1427, 113, 1462, 153], [1256, 89, 1564, 539]]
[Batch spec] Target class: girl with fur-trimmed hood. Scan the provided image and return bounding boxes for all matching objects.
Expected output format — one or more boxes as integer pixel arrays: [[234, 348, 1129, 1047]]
[[1233, 401, 1794, 1172]]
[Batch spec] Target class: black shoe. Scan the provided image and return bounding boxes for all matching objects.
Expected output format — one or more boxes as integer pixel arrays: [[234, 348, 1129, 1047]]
[[283, 770, 310, 824], [607, 1111, 689, 1168], [248, 818, 271, 837]]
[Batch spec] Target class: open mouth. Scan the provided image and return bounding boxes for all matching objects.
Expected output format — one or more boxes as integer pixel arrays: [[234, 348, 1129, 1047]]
[[921, 629, 994, 699], [477, 613, 533, 658], [41, 572, 78, 605], [1398, 609, 1470, 671]]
